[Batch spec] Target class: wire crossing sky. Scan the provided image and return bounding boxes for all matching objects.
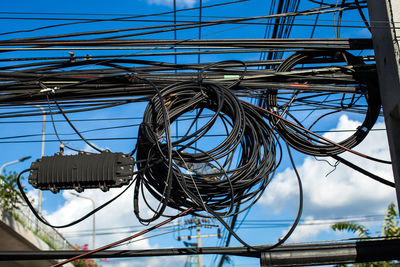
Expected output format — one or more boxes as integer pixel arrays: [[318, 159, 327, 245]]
[[0, 0, 398, 266]]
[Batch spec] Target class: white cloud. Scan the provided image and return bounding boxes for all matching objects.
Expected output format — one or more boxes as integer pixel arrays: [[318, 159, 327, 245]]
[[44, 180, 187, 266], [147, 0, 197, 8], [26, 189, 39, 205], [83, 143, 108, 154], [61, 142, 105, 155], [46, 186, 152, 250], [260, 115, 397, 241], [42, 114, 396, 255], [285, 216, 331, 242]]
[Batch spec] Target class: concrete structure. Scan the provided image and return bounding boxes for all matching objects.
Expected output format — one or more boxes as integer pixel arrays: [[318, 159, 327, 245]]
[[0, 209, 73, 267]]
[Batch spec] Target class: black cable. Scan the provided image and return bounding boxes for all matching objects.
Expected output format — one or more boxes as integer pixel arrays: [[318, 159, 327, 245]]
[[331, 155, 395, 187], [1, 3, 390, 260], [46, 94, 82, 153], [335, 0, 346, 38], [267, 49, 381, 157], [131, 74, 174, 224], [127, 63, 303, 252], [0, 5, 362, 45], [17, 169, 137, 228], [0, 0, 248, 37], [198, 143, 303, 252], [354, 0, 371, 33], [133, 75, 279, 222], [52, 97, 103, 153], [217, 204, 240, 267]]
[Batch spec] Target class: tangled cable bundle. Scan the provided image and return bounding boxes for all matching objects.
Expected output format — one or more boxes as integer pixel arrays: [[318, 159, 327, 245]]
[[5, 1, 396, 261], [134, 80, 279, 223], [266, 50, 381, 156]]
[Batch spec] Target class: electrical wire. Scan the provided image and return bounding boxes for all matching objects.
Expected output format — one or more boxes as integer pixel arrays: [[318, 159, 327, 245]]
[[266, 49, 382, 157], [51, 207, 194, 267], [0, 0, 249, 37], [1, 1, 395, 260], [17, 169, 138, 228], [134, 76, 278, 223]]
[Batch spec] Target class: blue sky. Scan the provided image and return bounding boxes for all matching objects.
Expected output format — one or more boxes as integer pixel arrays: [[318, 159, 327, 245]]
[[0, 0, 397, 266]]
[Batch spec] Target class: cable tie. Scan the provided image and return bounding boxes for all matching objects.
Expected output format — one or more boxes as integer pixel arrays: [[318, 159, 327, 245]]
[[39, 86, 59, 94], [199, 89, 207, 98], [60, 143, 65, 155], [69, 51, 76, 63], [84, 54, 92, 61], [40, 88, 55, 94]]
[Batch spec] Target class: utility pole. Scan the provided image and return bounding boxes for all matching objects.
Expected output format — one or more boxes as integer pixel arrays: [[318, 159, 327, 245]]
[[34, 104, 46, 215], [196, 220, 203, 267], [177, 217, 221, 267], [366, 0, 400, 210]]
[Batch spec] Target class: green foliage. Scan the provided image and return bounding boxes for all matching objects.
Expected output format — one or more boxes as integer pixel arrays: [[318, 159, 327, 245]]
[[33, 231, 58, 250], [0, 171, 24, 212], [331, 202, 400, 267], [0, 171, 61, 250], [382, 203, 400, 238], [331, 221, 370, 238]]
